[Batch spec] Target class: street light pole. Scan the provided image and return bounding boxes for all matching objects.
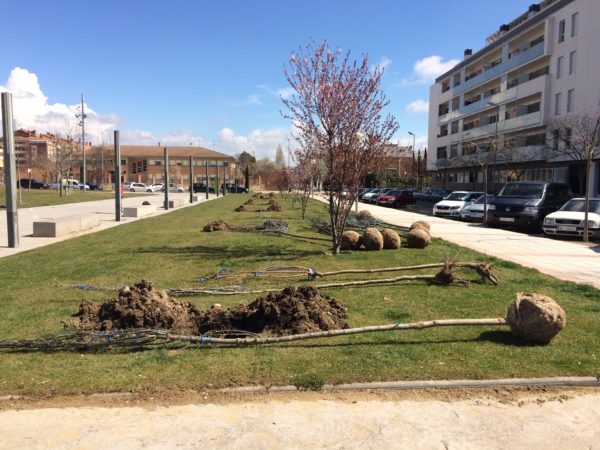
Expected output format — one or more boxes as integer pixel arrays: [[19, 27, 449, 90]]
[[408, 131, 417, 189], [76, 93, 87, 191]]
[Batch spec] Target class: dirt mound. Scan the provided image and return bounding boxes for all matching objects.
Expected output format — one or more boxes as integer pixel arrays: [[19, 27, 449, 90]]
[[74, 280, 203, 334], [203, 220, 231, 232], [199, 286, 348, 335], [244, 198, 255, 205], [266, 202, 282, 212], [356, 210, 372, 218], [234, 205, 247, 212], [73, 282, 348, 337]]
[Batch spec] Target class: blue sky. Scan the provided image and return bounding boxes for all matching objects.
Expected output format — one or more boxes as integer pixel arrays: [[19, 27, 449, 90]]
[[0, 0, 534, 158]]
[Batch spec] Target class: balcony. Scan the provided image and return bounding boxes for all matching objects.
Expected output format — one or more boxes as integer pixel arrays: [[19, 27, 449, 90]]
[[452, 111, 542, 143], [438, 74, 548, 125], [453, 41, 545, 96]]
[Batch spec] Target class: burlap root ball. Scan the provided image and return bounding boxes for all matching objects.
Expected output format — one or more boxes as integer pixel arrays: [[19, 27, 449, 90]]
[[410, 221, 431, 232], [506, 293, 566, 344], [381, 228, 401, 249], [357, 210, 372, 218], [340, 230, 362, 250], [142, 200, 151, 206], [362, 227, 384, 251], [406, 228, 431, 249]]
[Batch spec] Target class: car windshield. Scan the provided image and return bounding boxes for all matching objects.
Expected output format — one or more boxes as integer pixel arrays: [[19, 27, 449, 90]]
[[445, 192, 471, 201], [497, 183, 544, 199], [560, 199, 600, 214]]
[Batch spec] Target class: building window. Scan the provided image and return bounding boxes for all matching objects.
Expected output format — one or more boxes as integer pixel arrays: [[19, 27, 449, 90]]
[[450, 144, 458, 158], [569, 51, 576, 75], [142, 160, 148, 171], [552, 129, 559, 150], [155, 160, 162, 166], [436, 146, 448, 160], [555, 92, 562, 115], [556, 56, 563, 79], [558, 19, 565, 43], [567, 89, 574, 113], [571, 12, 578, 37]]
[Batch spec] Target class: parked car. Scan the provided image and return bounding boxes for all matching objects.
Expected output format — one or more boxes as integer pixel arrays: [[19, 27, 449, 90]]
[[18, 179, 49, 189], [361, 189, 379, 203], [161, 183, 184, 193], [433, 191, 484, 218], [542, 198, 600, 240], [371, 188, 396, 204], [87, 183, 103, 191], [460, 195, 495, 221], [377, 189, 416, 207], [488, 182, 572, 230], [428, 189, 452, 203], [128, 182, 152, 192], [67, 179, 89, 190], [221, 183, 249, 193], [193, 182, 215, 193]]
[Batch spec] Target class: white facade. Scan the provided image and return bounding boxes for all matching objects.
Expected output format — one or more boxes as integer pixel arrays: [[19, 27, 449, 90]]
[[428, 0, 600, 195]]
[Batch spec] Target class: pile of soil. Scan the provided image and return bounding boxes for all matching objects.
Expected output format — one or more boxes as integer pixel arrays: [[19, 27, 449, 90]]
[[234, 205, 247, 212], [203, 220, 231, 232], [73, 281, 348, 337], [266, 202, 282, 212], [244, 198, 255, 205], [74, 280, 203, 334]]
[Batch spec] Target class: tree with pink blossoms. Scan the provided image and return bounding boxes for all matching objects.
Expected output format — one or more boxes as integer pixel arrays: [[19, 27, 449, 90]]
[[282, 40, 398, 254]]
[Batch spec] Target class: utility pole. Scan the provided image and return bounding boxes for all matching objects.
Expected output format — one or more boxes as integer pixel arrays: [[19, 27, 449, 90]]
[[76, 93, 87, 191]]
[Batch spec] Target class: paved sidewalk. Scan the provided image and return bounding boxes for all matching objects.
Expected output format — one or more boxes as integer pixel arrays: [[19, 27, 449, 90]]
[[353, 200, 600, 288], [0, 192, 216, 259]]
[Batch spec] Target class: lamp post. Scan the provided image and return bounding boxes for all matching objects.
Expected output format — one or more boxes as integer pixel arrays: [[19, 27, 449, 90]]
[[408, 131, 417, 190], [76, 93, 87, 192]]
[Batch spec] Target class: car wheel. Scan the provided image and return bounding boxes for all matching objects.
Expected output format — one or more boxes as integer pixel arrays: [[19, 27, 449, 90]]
[[130, 188, 135, 192], [146, 189, 152, 192]]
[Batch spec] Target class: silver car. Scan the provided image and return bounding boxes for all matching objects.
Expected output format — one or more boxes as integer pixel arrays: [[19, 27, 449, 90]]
[[128, 182, 152, 192]]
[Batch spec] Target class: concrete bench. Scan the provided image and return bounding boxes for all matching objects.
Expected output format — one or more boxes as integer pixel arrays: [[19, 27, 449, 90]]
[[123, 204, 157, 218], [33, 214, 101, 238], [164, 198, 186, 209]]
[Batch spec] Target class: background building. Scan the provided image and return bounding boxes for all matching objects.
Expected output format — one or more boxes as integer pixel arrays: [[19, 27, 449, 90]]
[[428, 0, 600, 195]]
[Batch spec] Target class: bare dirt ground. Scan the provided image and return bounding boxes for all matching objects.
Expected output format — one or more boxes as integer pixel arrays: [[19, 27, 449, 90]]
[[1, 388, 599, 449]]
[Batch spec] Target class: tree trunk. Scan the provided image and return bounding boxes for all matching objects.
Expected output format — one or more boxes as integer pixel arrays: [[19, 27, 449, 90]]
[[482, 165, 489, 223], [584, 156, 591, 243]]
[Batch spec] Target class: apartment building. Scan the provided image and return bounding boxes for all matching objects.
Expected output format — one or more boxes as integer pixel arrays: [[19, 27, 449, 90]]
[[428, 0, 600, 196]]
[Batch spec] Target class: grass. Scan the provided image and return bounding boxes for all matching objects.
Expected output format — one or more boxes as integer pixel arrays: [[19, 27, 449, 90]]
[[0, 185, 147, 208], [0, 193, 599, 396]]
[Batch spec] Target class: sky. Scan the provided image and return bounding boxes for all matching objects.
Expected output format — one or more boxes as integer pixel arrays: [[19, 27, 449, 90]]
[[0, 0, 535, 159]]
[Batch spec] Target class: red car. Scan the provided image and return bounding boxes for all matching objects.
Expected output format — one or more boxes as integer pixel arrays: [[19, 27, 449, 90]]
[[376, 189, 416, 208]]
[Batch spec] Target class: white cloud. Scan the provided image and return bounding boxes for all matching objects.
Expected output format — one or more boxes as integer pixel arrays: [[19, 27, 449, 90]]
[[0, 67, 120, 142], [258, 84, 295, 99], [406, 99, 429, 114], [395, 55, 460, 87], [371, 56, 392, 73], [216, 126, 291, 159]]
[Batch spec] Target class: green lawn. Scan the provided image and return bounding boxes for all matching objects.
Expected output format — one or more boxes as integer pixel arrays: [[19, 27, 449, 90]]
[[0, 185, 147, 208], [0, 193, 598, 396]]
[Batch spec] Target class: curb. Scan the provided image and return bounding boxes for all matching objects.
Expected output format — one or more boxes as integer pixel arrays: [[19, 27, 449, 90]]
[[218, 376, 600, 393]]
